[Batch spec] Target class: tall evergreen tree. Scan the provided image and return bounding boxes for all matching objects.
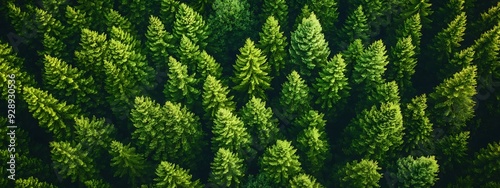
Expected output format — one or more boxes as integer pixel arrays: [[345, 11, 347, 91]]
[[352, 40, 389, 99], [34, 7, 65, 41], [163, 56, 200, 108], [260, 140, 302, 186], [103, 60, 141, 120], [131, 96, 163, 158], [258, 16, 288, 78], [74, 116, 116, 157], [308, 0, 338, 37], [365, 81, 401, 110], [261, 0, 289, 33], [154, 161, 202, 187], [396, 155, 440, 187], [292, 110, 327, 134], [0, 42, 36, 100], [209, 148, 245, 187], [39, 34, 69, 62], [212, 108, 253, 158], [232, 38, 272, 100], [341, 39, 364, 81], [293, 4, 312, 31], [290, 12, 330, 79], [340, 5, 369, 46], [196, 50, 223, 81], [402, 94, 434, 154], [202, 75, 236, 119], [74, 29, 108, 86], [471, 23, 500, 81], [145, 15, 174, 73], [240, 96, 280, 151], [445, 47, 475, 79], [64, 6, 91, 48], [296, 127, 330, 177], [313, 54, 350, 112], [395, 13, 422, 55], [76, 0, 113, 30], [173, 3, 210, 49], [388, 36, 417, 97], [109, 140, 148, 186], [337, 159, 382, 188], [289, 173, 323, 188], [50, 141, 96, 182], [177, 35, 201, 75], [159, 0, 180, 31], [279, 71, 312, 120], [472, 141, 500, 184], [105, 9, 134, 35], [431, 12, 467, 68], [400, 0, 433, 29]]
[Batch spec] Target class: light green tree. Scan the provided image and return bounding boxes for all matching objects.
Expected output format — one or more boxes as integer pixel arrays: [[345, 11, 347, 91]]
[[145, 15, 174, 73], [395, 13, 422, 55], [260, 140, 302, 186], [258, 16, 288, 78], [154, 161, 203, 187], [289, 173, 324, 188], [352, 40, 389, 100], [396, 155, 440, 187], [74, 116, 116, 157], [177, 35, 201, 75], [109, 140, 148, 187], [212, 108, 253, 158], [15, 177, 56, 188], [387, 36, 417, 97], [173, 3, 210, 49], [340, 5, 369, 46], [279, 71, 312, 120], [308, 0, 339, 40], [296, 127, 330, 177], [202, 75, 236, 119], [313, 54, 350, 112], [240, 96, 280, 151], [337, 159, 382, 188], [402, 94, 434, 154], [196, 50, 223, 81], [209, 148, 245, 187], [163, 56, 200, 108], [50, 141, 96, 182]]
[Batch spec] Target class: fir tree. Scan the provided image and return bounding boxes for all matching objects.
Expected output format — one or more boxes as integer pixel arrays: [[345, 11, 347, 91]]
[[209, 148, 245, 187], [109, 140, 148, 186], [76, 0, 113, 29], [472, 141, 500, 184], [258, 16, 288, 78], [154, 161, 203, 187], [337, 159, 382, 188], [396, 155, 440, 187], [177, 35, 201, 75], [292, 110, 326, 137], [232, 38, 272, 100], [352, 40, 389, 98], [290, 12, 330, 78], [313, 54, 350, 112], [212, 108, 253, 157], [402, 94, 434, 154], [395, 13, 422, 55], [261, 0, 289, 33], [240, 96, 280, 151], [260, 140, 302, 186], [471, 23, 500, 80], [145, 15, 174, 73], [296, 127, 330, 177], [173, 3, 210, 49], [34, 7, 65, 41], [74, 29, 108, 85], [202, 75, 236, 119], [15, 177, 56, 188], [279, 71, 312, 120], [74, 116, 116, 157], [39, 34, 68, 62], [388, 36, 417, 97], [341, 39, 364, 81], [289, 173, 323, 188], [131, 96, 163, 158], [64, 6, 91, 47], [340, 5, 369, 46], [293, 5, 312, 31], [196, 50, 223, 81], [103, 60, 141, 120], [431, 12, 467, 66], [365, 81, 401, 110], [163, 56, 200, 108], [159, 0, 180, 31], [50, 141, 96, 182], [0, 42, 36, 100]]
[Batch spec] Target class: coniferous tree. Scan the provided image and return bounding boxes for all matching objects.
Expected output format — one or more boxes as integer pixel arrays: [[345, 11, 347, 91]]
[[64, 6, 91, 47], [293, 4, 312, 31], [202, 75, 236, 119], [0, 42, 36, 100], [388, 36, 417, 97], [15, 177, 56, 188], [435, 0, 465, 29], [173, 3, 210, 49], [340, 5, 369, 46], [472, 141, 500, 184], [145, 15, 174, 73], [258, 16, 288, 78], [344, 102, 404, 164], [177, 35, 201, 75], [289, 173, 323, 188], [109, 140, 148, 186], [131, 96, 163, 158], [83, 179, 112, 188], [396, 155, 440, 187], [105, 9, 134, 35], [163, 56, 200, 108], [212, 108, 253, 157], [117, 0, 150, 33], [290, 12, 330, 79], [260, 140, 302, 186], [431, 12, 467, 69], [74, 116, 116, 157], [341, 39, 364, 80], [429, 66, 477, 134], [39, 34, 68, 62], [34, 7, 65, 41], [232, 38, 272, 100], [261, 0, 289, 33], [352, 40, 389, 99], [337, 159, 382, 188], [296, 127, 330, 177], [365, 81, 401, 110], [154, 161, 202, 187], [445, 47, 475, 79], [50, 141, 97, 182], [471, 23, 500, 80], [349, 0, 384, 31], [400, 0, 433, 29], [308, 0, 338, 38], [209, 148, 245, 187], [436, 131, 470, 171], [472, 2, 500, 36], [103, 60, 141, 120], [402, 94, 434, 154], [279, 71, 312, 120], [23, 86, 80, 140], [313, 54, 350, 112], [74, 29, 108, 85], [292, 110, 326, 137], [196, 50, 223, 81], [159, 0, 180, 31], [240, 96, 280, 151], [76, 0, 113, 30], [395, 13, 422, 55], [6, 2, 36, 43]]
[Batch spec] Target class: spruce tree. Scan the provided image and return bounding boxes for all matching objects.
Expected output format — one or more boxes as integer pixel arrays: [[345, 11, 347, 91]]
[[196, 50, 223, 81], [308, 0, 339, 39], [202, 75, 236, 119], [388, 36, 417, 97], [431, 12, 467, 68], [50, 141, 96, 182], [145, 15, 174, 73], [337, 159, 382, 188], [131, 96, 163, 158], [74, 29, 108, 85], [177, 35, 201, 75], [103, 60, 140, 120], [64, 5, 91, 47], [163, 56, 200, 108], [0, 42, 36, 100], [14, 177, 56, 188], [292, 110, 326, 137], [365, 81, 401, 110], [472, 141, 500, 184], [340, 5, 370, 46], [261, 0, 289, 33], [83, 179, 112, 188], [296, 127, 330, 177], [39, 34, 69, 62], [109, 140, 148, 186], [154, 161, 202, 187], [159, 0, 180, 31], [258, 16, 288, 78], [105, 9, 134, 35], [260, 140, 302, 186], [395, 13, 422, 55], [76, 0, 113, 29], [232, 38, 272, 100], [446, 47, 475, 79], [173, 3, 210, 49], [402, 94, 434, 154], [34, 7, 65, 41], [293, 5, 312, 31], [290, 12, 330, 78], [289, 173, 323, 188], [352, 40, 389, 99], [209, 148, 245, 187], [240, 96, 280, 151], [396, 155, 440, 187], [471, 23, 500, 80], [341, 39, 364, 81], [279, 71, 312, 120], [74, 116, 115, 157], [313, 54, 350, 112], [212, 108, 253, 157]]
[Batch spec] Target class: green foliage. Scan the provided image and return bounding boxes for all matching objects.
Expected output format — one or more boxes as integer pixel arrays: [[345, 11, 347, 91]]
[[145, 15, 174, 72], [159, 0, 180, 31], [352, 40, 389, 97], [436, 131, 470, 170], [436, 0, 465, 27], [366, 81, 401, 109], [34, 7, 65, 41], [260, 140, 302, 186], [396, 155, 439, 187], [340, 5, 369, 46], [0, 42, 36, 100], [402, 94, 434, 154], [258, 16, 288, 77], [243, 173, 273, 188], [472, 141, 500, 184], [293, 5, 312, 31], [400, 0, 433, 28], [177, 35, 201, 75], [64, 6, 91, 41], [344, 102, 404, 164], [395, 13, 422, 55], [103, 59, 140, 120], [471, 23, 500, 79], [240, 96, 280, 151], [105, 9, 134, 35], [74, 116, 116, 156], [196, 50, 223, 80], [292, 110, 326, 137], [432, 12, 467, 65], [76, 0, 113, 29], [261, 0, 289, 33], [232, 38, 272, 100], [388, 36, 417, 97], [15, 177, 56, 188], [290, 12, 330, 78], [289, 173, 323, 188], [109, 140, 147, 186], [39, 34, 68, 61], [296, 127, 330, 176], [202, 75, 236, 119], [429, 65, 477, 134], [308, 0, 339, 35], [212, 108, 253, 157], [74, 29, 108, 84], [475, 2, 500, 35], [279, 71, 312, 118], [173, 3, 210, 49], [163, 56, 200, 108], [313, 54, 350, 111], [446, 47, 475, 78], [84, 179, 112, 188], [209, 148, 245, 187], [154, 161, 203, 187], [50, 141, 96, 182], [341, 39, 364, 80], [131, 96, 163, 158], [23, 86, 80, 140], [337, 159, 382, 188]]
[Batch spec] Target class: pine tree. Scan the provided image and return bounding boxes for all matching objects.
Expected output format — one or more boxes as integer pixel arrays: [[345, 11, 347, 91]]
[[343, 102, 404, 164], [109, 140, 148, 186], [341, 39, 364, 81], [472, 141, 500, 184], [473, 2, 500, 36], [352, 40, 389, 98], [145, 15, 174, 73], [177, 35, 201, 75], [431, 12, 467, 66], [209, 148, 245, 187], [261, 0, 289, 33], [279, 71, 312, 121], [337, 159, 382, 188], [396, 155, 440, 187], [74, 116, 116, 157], [50, 141, 96, 182], [39, 34, 69, 62], [308, 0, 338, 39], [117, 0, 150, 34], [240, 96, 280, 151], [435, 0, 465, 29], [290, 12, 330, 78], [103, 60, 141, 120], [173, 3, 210, 49], [388, 36, 417, 97], [436, 131, 470, 171], [196, 50, 223, 81], [42, 55, 99, 113], [163, 56, 200, 108], [15, 177, 56, 188], [131, 96, 164, 158], [83, 179, 112, 188], [349, 0, 384, 30], [232, 38, 272, 100], [260, 140, 302, 186], [296, 127, 330, 177], [23, 86, 80, 140], [471, 23, 500, 80], [340, 5, 369, 46], [292, 110, 326, 137], [400, 0, 433, 29], [212, 108, 253, 157], [74, 29, 108, 85], [0, 42, 36, 100], [289, 173, 323, 188], [64, 5, 91, 47], [154, 161, 203, 187], [105, 9, 134, 35], [313, 53, 350, 111], [202, 75, 236, 119], [34, 7, 65, 41], [402, 94, 434, 154], [395, 13, 422, 55], [258, 16, 288, 78], [429, 66, 477, 134], [159, 0, 180, 31]]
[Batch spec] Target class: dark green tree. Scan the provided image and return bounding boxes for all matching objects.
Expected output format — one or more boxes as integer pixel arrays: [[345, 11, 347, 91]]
[[261, 0, 289, 33], [74, 29, 108, 85], [445, 47, 475, 79], [472, 141, 500, 184], [341, 39, 364, 81], [293, 4, 312, 31], [74, 116, 116, 157], [39, 34, 69, 62], [0, 42, 36, 100], [296, 127, 330, 177], [105, 9, 134, 35], [212, 108, 253, 157], [209, 148, 245, 187], [308, 0, 338, 39], [435, 131, 470, 171], [258, 16, 288, 78], [313, 53, 350, 112], [471, 23, 500, 81], [34, 7, 65, 41], [289, 173, 323, 188], [131, 96, 163, 158], [109, 140, 148, 186], [202, 75, 236, 119], [402, 94, 434, 154], [292, 110, 326, 137], [173, 3, 210, 49], [154, 161, 202, 187], [472, 2, 500, 36], [340, 5, 369, 46], [50, 141, 96, 182], [64, 6, 91, 48], [240, 96, 280, 151], [177, 35, 201, 75], [290, 12, 330, 78], [260, 140, 302, 186], [365, 81, 401, 110], [400, 0, 433, 29], [435, 0, 465, 29], [431, 12, 467, 69], [163, 56, 200, 108], [387, 36, 417, 97], [196, 50, 223, 80], [337, 159, 382, 188], [352, 40, 389, 99], [159, 0, 180, 31], [396, 155, 440, 187], [279, 71, 312, 120], [76, 0, 113, 29], [395, 13, 422, 55]]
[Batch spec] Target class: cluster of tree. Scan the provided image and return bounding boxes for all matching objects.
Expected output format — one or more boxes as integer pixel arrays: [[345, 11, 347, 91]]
[[0, 0, 499, 187]]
